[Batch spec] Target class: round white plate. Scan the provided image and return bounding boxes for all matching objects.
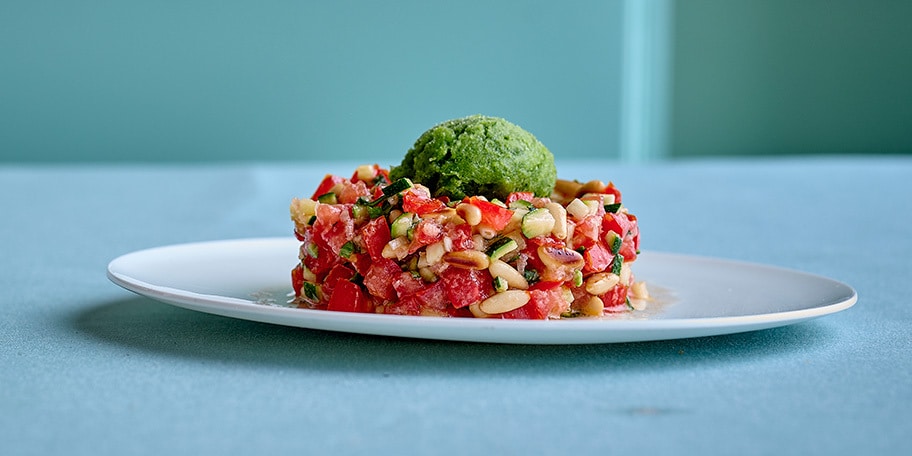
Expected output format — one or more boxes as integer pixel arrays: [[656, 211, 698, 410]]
[[107, 238, 856, 344]]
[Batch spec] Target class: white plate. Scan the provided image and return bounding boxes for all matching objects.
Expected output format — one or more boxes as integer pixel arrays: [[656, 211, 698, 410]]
[[106, 238, 856, 344]]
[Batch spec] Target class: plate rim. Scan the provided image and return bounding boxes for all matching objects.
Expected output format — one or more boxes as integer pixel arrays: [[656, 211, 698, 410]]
[[106, 237, 858, 344]]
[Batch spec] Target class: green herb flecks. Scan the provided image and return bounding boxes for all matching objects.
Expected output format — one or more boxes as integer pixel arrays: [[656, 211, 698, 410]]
[[340, 241, 358, 259], [610, 254, 624, 276]]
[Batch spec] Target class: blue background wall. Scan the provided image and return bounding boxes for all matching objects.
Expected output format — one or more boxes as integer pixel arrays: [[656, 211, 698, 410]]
[[671, 0, 912, 157], [3, 0, 910, 163], [1, 0, 624, 163]]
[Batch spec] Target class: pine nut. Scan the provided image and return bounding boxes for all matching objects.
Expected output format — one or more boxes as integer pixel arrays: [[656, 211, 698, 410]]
[[381, 237, 410, 260], [545, 202, 568, 239], [585, 272, 620, 296], [443, 250, 490, 270], [580, 296, 604, 316], [537, 245, 585, 270], [579, 179, 605, 195], [489, 259, 529, 290], [479, 290, 531, 314], [456, 203, 482, 226], [472, 234, 485, 251], [388, 209, 403, 224], [619, 262, 632, 285], [425, 241, 446, 265], [630, 281, 649, 300], [418, 267, 437, 283], [468, 302, 490, 318], [477, 225, 497, 239], [554, 179, 583, 198]]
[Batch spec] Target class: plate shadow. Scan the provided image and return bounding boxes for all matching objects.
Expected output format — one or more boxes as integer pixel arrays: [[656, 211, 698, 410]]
[[70, 296, 837, 378]]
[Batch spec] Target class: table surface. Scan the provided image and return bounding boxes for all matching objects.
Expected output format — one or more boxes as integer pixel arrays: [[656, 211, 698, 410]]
[[2, 156, 910, 455]]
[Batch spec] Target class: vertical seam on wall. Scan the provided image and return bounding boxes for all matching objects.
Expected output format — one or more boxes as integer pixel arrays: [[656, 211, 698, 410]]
[[620, 0, 672, 162]]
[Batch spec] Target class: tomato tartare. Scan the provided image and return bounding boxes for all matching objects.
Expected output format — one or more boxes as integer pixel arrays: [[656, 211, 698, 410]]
[[289, 164, 648, 319]]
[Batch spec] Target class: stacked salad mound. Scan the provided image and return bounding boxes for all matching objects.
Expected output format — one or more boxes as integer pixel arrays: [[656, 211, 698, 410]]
[[289, 116, 648, 319]]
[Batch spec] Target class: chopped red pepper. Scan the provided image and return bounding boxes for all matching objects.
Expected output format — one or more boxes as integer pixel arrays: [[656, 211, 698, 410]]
[[311, 174, 345, 200], [466, 197, 513, 230]]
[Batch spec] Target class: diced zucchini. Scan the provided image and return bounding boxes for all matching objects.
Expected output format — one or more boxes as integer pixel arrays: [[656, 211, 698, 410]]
[[509, 199, 534, 210], [302, 282, 321, 301], [317, 192, 337, 204], [606, 230, 622, 254], [486, 236, 518, 261], [521, 208, 555, 238], [304, 242, 319, 258], [351, 204, 369, 220], [604, 202, 622, 213], [381, 177, 413, 197], [390, 212, 415, 239]]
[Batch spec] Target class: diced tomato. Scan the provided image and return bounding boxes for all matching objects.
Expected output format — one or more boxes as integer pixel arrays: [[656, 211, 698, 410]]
[[600, 285, 630, 311], [440, 267, 492, 309], [603, 212, 639, 261], [326, 280, 371, 313], [529, 280, 563, 291], [359, 216, 391, 261], [323, 263, 357, 297], [311, 174, 345, 200], [382, 296, 421, 315], [376, 167, 391, 186], [402, 189, 447, 215], [388, 276, 461, 316], [500, 288, 563, 320], [363, 259, 401, 301], [408, 219, 444, 253], [393, 272, 425, 298], [618, 239, 637, 262], [337, 180, 371, 204], [571, 215, 601, 250], [603, 181, 622, 204], [346, 253, 371, 276], [370, 185, 384, 199], [445, 223, 474, 251], [350, 164, 381, 184], [603, 212, 633, 239], [627, 213, 640, 252], [413, 281, 448, 314], [291, 264, 304, 297], [351, 164, 391, 187], [583, 241, 614, 273], [301, 234, 340, 279], [313, 204, 355, 256], [506, 192, 534, 205], [466, 197, 513, 230]]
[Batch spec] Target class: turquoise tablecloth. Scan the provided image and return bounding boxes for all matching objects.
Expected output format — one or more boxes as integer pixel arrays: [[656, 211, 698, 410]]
[[2, 157, 909, 455]]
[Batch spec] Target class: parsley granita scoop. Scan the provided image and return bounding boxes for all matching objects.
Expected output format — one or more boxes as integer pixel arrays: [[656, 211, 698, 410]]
[[389, 115, 557, 201]]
